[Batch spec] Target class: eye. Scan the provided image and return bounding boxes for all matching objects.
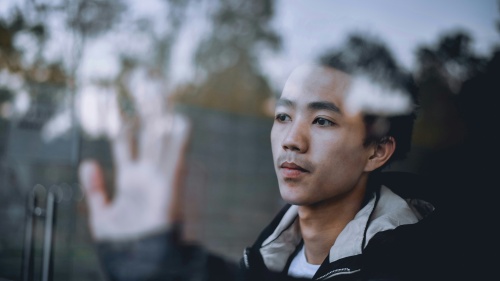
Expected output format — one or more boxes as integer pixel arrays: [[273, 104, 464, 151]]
[[275, 113, 291, 122], [313, 117, 335, 127]]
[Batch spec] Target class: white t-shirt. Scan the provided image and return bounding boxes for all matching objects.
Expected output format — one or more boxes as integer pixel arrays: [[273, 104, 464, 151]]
[[288, 245, 321, 279]]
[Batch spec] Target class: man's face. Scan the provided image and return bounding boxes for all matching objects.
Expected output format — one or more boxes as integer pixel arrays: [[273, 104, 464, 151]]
[[270, 64, 374, 206]]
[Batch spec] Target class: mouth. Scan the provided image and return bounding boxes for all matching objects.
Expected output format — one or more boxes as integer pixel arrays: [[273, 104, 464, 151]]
[[280, 161, 309, 171], [279, 161, 310, 179]]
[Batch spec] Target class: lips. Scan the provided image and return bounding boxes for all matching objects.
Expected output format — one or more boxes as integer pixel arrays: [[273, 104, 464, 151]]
[[280, 161, 309, 178], [281, 162, 308, 171]]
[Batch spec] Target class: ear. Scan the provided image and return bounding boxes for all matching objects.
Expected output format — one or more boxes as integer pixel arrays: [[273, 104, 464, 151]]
[[364, 136, 396, 172]]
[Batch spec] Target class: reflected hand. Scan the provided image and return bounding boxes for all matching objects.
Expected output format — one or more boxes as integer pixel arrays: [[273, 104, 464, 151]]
[[78, 113, 190, 241]]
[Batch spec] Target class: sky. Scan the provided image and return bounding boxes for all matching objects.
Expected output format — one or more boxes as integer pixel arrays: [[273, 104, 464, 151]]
[[63, 0, 498, 91], [262, 0, 500, 89], [1, 0, 499, 139], [3, 0, 497, 89], [0, 0, 500, 81]]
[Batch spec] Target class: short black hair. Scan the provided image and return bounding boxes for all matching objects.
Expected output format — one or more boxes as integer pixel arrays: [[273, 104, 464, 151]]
[[318, 33, 419, 168]]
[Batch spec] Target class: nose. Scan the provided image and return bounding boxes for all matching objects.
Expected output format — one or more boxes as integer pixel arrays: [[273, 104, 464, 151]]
[[282, 121, 308, 153]]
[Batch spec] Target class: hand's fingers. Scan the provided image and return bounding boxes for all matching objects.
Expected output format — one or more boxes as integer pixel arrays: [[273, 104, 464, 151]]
[[160, 114, 191, 169], [168, 116, 191, 223], [138, 112, 172, 167], [139, 112, 191, 223], [111, 113, 139, 171], [78, 159, 110, 213]]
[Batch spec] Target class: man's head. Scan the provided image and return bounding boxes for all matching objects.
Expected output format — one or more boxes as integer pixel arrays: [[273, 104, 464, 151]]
[[270, 35, 418, 206]]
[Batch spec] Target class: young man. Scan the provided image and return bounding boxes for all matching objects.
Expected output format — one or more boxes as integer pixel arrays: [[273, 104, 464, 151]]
[[79, 49, 440, 281]]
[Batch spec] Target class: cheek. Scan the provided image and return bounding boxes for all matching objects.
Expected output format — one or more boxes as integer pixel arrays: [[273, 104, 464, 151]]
[[314, 138, 368, 179], [270, 125, 283, 156], [311, 154, 366, 198]]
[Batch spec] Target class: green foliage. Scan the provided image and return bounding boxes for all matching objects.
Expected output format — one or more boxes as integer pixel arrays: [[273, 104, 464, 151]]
[[66, 0, 127, 38], [181, 0, 281, 116], [194, 0, 281, 74]]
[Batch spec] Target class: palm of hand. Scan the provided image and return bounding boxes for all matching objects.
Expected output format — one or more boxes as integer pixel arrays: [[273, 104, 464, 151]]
[[79, 113, 190, 241]]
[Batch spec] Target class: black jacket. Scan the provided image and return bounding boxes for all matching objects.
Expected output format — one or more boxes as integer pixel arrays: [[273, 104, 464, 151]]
[[97, 172, 445, 281]]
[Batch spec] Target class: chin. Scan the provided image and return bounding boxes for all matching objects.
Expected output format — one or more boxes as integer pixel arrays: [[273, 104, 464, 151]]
[[278, 179, 314, 204], [279, 188, 309, 206]]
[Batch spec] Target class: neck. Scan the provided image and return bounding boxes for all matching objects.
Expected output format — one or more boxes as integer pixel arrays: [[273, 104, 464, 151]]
[[298, 175, 369, 265]]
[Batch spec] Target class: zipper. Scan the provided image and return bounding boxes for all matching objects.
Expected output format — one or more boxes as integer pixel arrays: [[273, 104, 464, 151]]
[[315, 268, 360, 280]]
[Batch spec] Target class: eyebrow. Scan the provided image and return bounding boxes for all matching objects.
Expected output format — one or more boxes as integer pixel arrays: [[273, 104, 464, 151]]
[[276, 98, 341, 114], [308, 101, 341, 114], [275, 98, 294, 108]]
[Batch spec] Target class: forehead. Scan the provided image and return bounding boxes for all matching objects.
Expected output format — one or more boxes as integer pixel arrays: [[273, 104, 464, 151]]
[[281, 64, 351, 106]]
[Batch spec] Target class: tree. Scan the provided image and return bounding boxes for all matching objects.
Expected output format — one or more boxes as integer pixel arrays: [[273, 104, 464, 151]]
[[174, 0, 281, 117], [412, 30, 487, 149]]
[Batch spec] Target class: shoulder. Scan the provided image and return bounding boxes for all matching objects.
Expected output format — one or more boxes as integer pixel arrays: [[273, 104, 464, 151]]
[[362, 201, 444, 281]]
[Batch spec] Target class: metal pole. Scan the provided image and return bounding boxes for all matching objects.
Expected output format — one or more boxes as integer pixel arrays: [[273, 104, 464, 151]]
[[21, 191, 36, 281], [41, 191, 56, 281]]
